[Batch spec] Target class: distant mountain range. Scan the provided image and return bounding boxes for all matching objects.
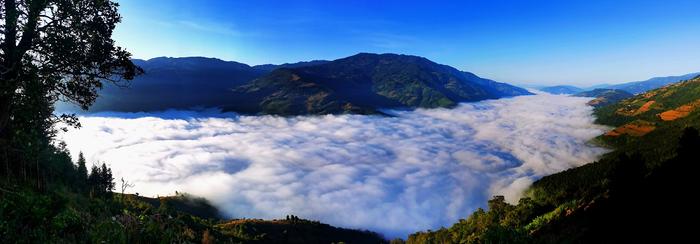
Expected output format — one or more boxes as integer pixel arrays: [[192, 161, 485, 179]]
[[252, 60, 330, 73], [573, 89, 633, 107], [606, 72, 700, 94], [80, 57, 331, 112], [63, 53, 532, 115], [227, 53, 532, 115], [540, 85, 584, 95], [540, 72, 700, 95]]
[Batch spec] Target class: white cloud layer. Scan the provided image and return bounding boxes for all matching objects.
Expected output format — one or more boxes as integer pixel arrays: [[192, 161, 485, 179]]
[[58, 94, 608, 238]]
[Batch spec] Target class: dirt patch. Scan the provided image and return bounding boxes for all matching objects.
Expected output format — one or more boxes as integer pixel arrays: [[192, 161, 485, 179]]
[[616, 100, 655, 116], [587, 97, 605, 106], [658, 99, 700, 121], [606, 120, 656, 137], [305, 91, 329, 111], [642, 91, 658, 99], [636, 101, 655, 114]]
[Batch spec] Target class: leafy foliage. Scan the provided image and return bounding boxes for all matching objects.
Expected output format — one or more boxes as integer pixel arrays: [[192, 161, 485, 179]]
[[218, 215, 386, 244], [0, 0, 140, 189], [0, 187, 230, 243], [87, 163, 115, 198]]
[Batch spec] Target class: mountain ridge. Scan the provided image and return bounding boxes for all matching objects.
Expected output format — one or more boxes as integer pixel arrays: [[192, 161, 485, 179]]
[[540, 85, 584, 94], [540, 71, 700, 95], [606, 72, 700, 94], [62, 53, 532, 115], [226, 53, 532, 115]]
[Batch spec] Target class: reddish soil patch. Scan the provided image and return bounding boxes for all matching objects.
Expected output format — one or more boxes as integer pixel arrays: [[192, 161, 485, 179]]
[[658, 106, 692, 121], [606, 121, 656, 137], [616, 100, 655, 116], [658, 102, 698, 121], [636, 101, 655, 114]]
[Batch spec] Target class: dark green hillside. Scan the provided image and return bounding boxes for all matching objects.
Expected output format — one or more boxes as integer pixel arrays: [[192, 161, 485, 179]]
[[252, 60, 330, 73], [218, 216, 386, 243], [2, 186, 387, 243], [595, 76, 700, 127], [573, 88, 633, 107], [461, 71, 533, 97], [228, 53, 532, 115], [408, 77, 700, 243]]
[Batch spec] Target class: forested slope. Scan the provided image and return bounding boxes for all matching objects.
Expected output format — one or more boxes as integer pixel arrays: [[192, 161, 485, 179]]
[[408, 77, 700, 243]]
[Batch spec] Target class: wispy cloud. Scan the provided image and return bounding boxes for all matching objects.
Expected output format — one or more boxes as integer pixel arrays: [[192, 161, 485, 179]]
[[58, 94, 608, 238]]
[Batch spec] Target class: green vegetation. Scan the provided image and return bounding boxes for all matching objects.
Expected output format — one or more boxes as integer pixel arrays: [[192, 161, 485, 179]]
[[0, 187, 228, 243], [573, 88, 633, 107], [228, 53, 531, 115], [217, 215, 385, 243], [595, 77, 700, 127], [0, 2, 220, 243], [407, 77, 700, 243]]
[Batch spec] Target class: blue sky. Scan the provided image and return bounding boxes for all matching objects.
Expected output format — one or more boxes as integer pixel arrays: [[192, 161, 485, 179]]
[[114, 0, 700, 86]]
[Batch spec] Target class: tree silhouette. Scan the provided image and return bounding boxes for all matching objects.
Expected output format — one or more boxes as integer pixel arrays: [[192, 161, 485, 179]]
[[88, 162, 114, 198], [76, 152, 88, 183], [0, 0, 141, 185]]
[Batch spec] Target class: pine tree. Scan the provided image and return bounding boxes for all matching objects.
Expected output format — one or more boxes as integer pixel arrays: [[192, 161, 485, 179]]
[[87, 163, 115, 198], [76, 152, 88, 185], [100, 163, 115, 193]]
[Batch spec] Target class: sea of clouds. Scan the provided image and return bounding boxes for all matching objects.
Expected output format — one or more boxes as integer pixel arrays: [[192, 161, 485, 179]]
[[58, 93, 609, 238]]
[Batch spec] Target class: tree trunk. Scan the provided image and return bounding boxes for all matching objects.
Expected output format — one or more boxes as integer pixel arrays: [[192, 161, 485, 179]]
[[0, 93, 12, 140], [0, 87, 15, 182], [36, 157, 41, 190], [3, 144, 8, 181]]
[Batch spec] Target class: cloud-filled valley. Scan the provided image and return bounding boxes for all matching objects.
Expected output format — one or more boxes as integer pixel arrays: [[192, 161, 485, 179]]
[[58, 94, 609, 238]]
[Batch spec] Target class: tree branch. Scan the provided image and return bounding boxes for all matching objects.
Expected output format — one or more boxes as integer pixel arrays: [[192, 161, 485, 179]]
[[17, 0, 48, 57], [2, 0, 18, 61]]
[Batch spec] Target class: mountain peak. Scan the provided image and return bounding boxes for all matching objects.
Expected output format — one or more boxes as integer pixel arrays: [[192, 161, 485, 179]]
[[342, 52, 433, 63], [81, 54, 531, 114], [228, 53, 531, 115]]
